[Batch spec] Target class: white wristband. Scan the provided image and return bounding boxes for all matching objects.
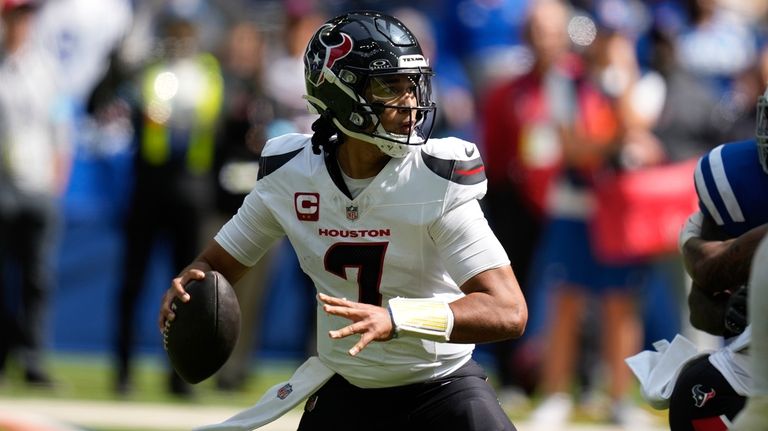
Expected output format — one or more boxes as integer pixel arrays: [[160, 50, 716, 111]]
[[387, 297, 455, 342], [678, 210, 704, 252]]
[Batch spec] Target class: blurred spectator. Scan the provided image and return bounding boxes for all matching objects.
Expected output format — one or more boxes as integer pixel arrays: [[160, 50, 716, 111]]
[[675, 0, 759, 96], [113, 13, 224, 397], [262, 8, 326, 133], [480, 0, 577, 404], [210, 19, 277, 392], [435, 0, 532, 95], [391, 7, 477, 140], [719, 0, 768, 21], [707, 43, 768, 143], [35, 0, 133, 108], [0, 0, 73, 387], [492, 4, 652, 427], [636, 24, 730, 162]]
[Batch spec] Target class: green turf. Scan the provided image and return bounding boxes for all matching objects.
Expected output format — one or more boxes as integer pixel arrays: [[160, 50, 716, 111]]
[[0, 352, 297, 405]]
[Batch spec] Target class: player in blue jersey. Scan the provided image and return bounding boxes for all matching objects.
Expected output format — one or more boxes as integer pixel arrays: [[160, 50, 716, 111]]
[[683, 139, 768, 337], [158, 11, 527, 431], [630, 90, 768, 429], [667, 137, 767, 431], [627, 92, 768, 431]]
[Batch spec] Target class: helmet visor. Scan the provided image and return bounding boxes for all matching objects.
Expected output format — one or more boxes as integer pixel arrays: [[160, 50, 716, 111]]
[[367, 72, 433, 108]]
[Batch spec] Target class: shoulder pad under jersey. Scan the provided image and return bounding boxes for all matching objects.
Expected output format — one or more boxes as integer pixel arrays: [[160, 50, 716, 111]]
[[419, 137, 487, 186], [258, 134, 311, 180]]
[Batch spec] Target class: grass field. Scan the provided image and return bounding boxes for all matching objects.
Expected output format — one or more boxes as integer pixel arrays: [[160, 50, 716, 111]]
[[0, 353, 299, 430], [0, 353, 296, 406], [0, 353, 670, 431]]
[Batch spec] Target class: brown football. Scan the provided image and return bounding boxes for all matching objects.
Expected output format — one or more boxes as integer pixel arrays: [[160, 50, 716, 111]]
[[164, 271, 241, 384]]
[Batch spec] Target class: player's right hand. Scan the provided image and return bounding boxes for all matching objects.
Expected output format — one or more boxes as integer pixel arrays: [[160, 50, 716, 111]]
[[158, 269, 204, 333], [318, 293, 395, 356]]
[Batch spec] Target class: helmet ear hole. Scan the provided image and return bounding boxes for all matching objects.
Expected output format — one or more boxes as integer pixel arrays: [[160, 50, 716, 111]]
[[349, 112, 365, 127], [349, 107, 377, 130], [339, 69, 358, 85]]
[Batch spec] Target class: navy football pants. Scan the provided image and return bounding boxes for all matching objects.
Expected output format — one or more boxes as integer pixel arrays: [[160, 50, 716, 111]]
[[297, 359, 516, 431]]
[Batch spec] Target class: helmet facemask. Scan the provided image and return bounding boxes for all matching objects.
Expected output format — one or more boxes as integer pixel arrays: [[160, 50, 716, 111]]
[[351, 70, 436, 157], [757, 92, 768, 174]]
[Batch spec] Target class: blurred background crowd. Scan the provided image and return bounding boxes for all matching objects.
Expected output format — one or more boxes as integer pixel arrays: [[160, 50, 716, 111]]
[[0, 0, 767, 427]]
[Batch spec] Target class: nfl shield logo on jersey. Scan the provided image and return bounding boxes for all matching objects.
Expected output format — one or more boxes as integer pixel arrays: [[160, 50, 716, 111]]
[[346, 205, 359, 221], [277, 383, 293, 400]]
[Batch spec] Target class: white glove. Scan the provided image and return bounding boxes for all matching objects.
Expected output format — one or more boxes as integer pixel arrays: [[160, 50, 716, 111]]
[[730, 395, 768, 431], [678, 210, 704, 252]]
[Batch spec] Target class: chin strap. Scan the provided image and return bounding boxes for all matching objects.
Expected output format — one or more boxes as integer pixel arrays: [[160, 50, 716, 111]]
[[387, 297, 455, 342]]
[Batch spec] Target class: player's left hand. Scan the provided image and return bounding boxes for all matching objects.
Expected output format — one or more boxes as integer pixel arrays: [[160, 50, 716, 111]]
[[318, 293, 394, 356]]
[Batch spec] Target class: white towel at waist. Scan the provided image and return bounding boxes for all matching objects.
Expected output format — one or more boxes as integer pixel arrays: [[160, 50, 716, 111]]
[[625, 334, 710, 410], [194, 356, 335, 430]]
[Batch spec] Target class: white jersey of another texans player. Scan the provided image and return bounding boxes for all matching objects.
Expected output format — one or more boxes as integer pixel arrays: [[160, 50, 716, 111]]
[[215, 133, 510, 389], [693, 139, 768, 395]]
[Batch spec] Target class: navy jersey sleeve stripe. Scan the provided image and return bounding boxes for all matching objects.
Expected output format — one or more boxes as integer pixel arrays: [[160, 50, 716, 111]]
[[421, 151, 486, 185], [257, 148, 304, 180]]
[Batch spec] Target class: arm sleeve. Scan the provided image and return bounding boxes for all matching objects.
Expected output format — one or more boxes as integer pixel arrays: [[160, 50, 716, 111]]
[[429, 199, 510, 287], [214, 188, 285, 267]]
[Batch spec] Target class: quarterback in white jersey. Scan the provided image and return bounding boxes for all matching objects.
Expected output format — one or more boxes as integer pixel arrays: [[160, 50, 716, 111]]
[[159, 11, 526, 431], [215, 132, 507, 388]]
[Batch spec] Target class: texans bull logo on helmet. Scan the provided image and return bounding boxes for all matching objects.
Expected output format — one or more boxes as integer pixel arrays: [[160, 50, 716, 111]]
[[305, 24, 353, 87]]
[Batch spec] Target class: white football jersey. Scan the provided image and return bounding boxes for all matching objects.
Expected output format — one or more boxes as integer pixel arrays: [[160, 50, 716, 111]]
[[216, 133, 510, 388]]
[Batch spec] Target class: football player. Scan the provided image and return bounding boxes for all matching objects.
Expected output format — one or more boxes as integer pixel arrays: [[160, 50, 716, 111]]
[[664, 87, 768, 430], [158, 11, 527, 431]]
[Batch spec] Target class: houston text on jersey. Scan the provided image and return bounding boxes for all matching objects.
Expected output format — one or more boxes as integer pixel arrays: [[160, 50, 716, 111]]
[[318, 228, 391, 238]]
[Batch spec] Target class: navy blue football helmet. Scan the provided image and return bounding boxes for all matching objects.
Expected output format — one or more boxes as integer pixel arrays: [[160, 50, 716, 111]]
[[303, 11, 436, 157]]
